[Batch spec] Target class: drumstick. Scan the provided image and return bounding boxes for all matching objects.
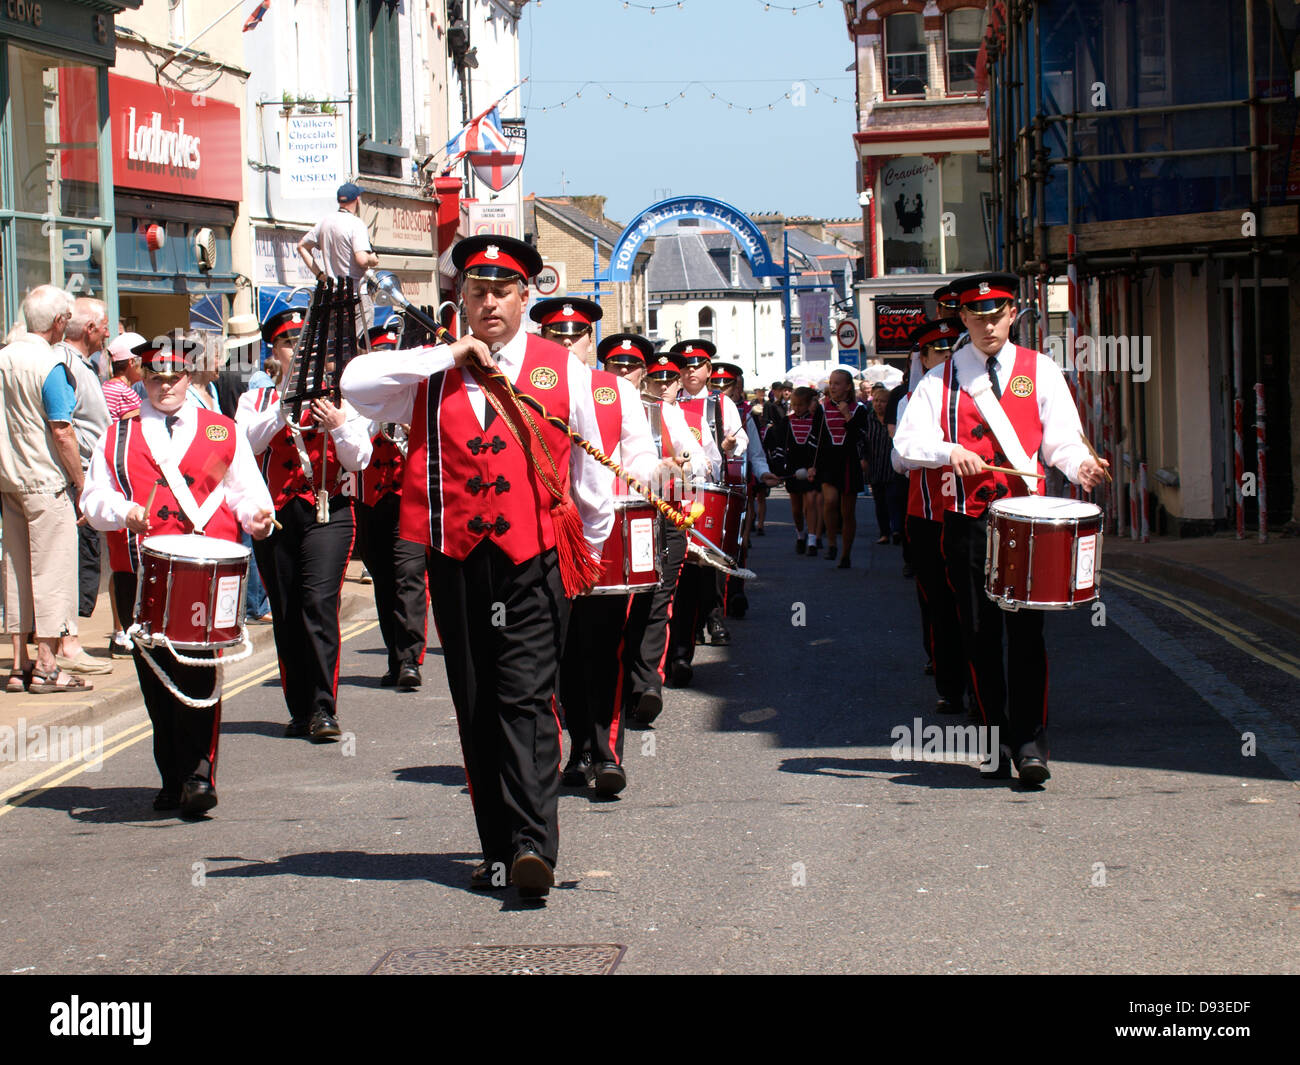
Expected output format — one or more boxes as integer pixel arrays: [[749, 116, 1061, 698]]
[[982, 463, 1044, 480], [142, 483, 159, 530], [1079, 431, 1114, 483]]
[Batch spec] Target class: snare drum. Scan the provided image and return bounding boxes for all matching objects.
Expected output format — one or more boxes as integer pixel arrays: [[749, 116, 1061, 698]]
[[985, 497, 1103, 611], [586, 499, 662, 596], [133, 534, 251, 649], [683, 483, 746, 558]]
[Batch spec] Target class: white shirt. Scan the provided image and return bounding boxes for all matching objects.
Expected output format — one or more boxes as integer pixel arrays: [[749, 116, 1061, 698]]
[[679, 386, 748, 458], [80, 401, 273, 534], [340, 328, 614, 555], [894, 339, 1090, 484], [608, 375, 659, 488], [234, 389, 373, 473], [300, 209, 373, 281], [658, 396, 721, 482]]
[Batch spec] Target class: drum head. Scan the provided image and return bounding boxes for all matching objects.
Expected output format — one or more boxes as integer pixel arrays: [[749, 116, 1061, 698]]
[[989, 496, 1102, 520], [140, 533, 251, 561]]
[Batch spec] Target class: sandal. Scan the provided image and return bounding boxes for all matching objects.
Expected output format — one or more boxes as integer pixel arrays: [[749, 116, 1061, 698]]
[[28, 667, 93, 695], [5, 666, 34, 694]]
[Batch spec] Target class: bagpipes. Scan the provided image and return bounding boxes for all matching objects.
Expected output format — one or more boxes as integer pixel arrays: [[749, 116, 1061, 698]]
[[279, 276, 365, 522], [364, 270, 754, 587]]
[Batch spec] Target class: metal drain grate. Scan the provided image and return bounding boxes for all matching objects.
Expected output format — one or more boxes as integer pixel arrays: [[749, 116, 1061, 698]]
[[369, 944, 626, 975]]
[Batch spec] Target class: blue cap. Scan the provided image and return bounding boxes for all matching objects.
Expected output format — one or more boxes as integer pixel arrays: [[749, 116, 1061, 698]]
[[337, 182, 363, 203]]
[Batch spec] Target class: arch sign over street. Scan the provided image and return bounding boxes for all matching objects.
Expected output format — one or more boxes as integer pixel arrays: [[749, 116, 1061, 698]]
[[604, 196, 784, 282]]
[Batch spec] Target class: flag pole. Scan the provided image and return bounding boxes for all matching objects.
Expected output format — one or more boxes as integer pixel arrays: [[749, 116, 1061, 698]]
[[157, 0, 250, 76]]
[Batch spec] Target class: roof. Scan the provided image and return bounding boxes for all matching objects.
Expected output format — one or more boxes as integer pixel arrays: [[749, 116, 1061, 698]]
[[647, 231, 766, 296], [532, 196, 626, 248]]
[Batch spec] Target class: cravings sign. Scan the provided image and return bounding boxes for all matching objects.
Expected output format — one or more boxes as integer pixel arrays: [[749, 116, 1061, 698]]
[[874, 297, 929, 355]]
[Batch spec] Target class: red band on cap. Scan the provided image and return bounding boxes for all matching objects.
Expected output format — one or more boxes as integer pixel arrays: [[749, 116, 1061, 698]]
[[539, 304, 593, 327], [959, 281, 1016, 305], [463, 244, 529, 279]]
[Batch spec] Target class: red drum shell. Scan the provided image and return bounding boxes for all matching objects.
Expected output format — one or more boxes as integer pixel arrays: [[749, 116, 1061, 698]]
[[586, 499, 662, 596], [134, 534, 251, 649], [686, 483, 746, 558], [984, 498, 1104, 610]]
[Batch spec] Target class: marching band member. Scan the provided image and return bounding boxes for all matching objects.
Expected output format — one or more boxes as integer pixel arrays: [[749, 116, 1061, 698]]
[[559, 333, 666, 795], [357, 323, 428, 690], [81, 337, 275, 817], [817, 368, 871, 568], [235, 307, 372, 742], [891, 318, 966, 714], [341, 235, 613, 899], [624, 349, 719, 720], [894, 272, 1108, 785], [530, 296, 601, 358]]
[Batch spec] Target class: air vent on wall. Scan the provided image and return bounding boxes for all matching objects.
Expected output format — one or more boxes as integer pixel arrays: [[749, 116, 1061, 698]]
[[194, 227, 216, 272]]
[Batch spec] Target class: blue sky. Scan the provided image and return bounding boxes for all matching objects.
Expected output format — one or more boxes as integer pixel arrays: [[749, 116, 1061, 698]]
[[517, 0, 857, 224]]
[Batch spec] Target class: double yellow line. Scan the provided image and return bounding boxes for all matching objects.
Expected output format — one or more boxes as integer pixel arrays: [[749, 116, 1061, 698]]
[[1107, 570, 1300, 680], [0, 618, 379, 820]]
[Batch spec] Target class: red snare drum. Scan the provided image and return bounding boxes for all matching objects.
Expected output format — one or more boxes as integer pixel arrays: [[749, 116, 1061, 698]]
[[587, 499, 662, 596], [133, 534, 251, 649], [985, 497, 1103, 611], [683, 483, 746, 558]]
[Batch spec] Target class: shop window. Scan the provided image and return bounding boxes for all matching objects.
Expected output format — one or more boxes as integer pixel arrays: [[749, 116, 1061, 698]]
[[940, 153, 991, 273], [946, 9, 984, 95], [355, 0, 402, 148], [885, 13, 926, 97]]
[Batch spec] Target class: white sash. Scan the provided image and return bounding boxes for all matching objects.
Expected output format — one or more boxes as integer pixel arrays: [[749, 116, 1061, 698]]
[[965, 372, 1040, 495], [159, 455, 228, 534]]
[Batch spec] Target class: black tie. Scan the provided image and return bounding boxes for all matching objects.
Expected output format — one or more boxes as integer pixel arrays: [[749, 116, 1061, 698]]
[[165, 415, 179, 437], [986, 356, 1002, 400]]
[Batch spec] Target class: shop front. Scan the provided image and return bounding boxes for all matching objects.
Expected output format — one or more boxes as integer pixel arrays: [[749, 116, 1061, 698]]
[[0, 0, 138, 329]]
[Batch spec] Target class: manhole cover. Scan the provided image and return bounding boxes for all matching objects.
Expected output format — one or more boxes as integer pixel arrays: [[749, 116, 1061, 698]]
[[369, 944, 626, 975]]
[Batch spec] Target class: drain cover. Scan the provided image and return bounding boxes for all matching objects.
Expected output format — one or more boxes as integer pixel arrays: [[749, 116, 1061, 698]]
[[370, 944, 626, 975]]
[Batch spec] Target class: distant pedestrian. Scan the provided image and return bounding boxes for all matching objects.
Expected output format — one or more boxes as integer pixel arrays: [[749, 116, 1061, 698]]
[[103, 333, 145, 421], [297, 181, 379, 328]]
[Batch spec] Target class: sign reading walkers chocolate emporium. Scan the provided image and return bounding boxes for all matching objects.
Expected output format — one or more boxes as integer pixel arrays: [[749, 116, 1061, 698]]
[[604, 196, 783, 282]]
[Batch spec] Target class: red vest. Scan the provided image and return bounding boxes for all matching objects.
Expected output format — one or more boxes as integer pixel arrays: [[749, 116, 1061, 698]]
[[102, 410, 240, 574], [359, 432, 405, 506], [249, 387, 355, 511], [940, 345, 1045, 518], [821, 399, 861, 446], [590, 370, 623, 456], [400, 334, 574, 563]]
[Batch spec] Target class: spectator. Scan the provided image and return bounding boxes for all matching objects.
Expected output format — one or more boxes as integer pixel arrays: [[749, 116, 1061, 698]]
[[297, 181, 379, 328], [54, 297, 112, 633], [862, 384, 897, 545], [216, 314, 261, 416], [0, 286, 97, 692], [103, 333, 145, 421]]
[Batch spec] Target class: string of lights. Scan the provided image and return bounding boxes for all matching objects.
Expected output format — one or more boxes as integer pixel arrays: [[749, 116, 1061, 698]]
[[535, 1, 829, 13], [526, 79, 851, 113]]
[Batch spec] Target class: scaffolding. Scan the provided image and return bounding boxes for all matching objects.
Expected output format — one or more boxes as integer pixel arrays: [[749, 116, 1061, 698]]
[[983, 0, 1296, 540]]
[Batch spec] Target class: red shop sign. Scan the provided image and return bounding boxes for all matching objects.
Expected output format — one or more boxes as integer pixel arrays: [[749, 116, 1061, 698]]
[[60, 73, 243, 202]]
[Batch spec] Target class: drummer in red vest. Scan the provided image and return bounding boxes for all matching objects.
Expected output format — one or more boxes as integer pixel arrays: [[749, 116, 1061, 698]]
[[81, 336, 275, 817], [235, 307, 373, 743], [341, 234, 614, 899], [559, 331, 667, 796], [357, 322, 428, 691], [894, 272, 1108, 785], [891, 318, 967, 715], [530, 296, 602, 360]]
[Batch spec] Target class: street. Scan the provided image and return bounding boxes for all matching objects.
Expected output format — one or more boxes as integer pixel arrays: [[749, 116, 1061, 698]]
[[1, 494, 1296, 976]]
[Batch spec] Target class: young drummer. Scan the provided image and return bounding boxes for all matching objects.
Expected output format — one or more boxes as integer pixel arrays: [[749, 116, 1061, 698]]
[[81, 337, 275, 817]]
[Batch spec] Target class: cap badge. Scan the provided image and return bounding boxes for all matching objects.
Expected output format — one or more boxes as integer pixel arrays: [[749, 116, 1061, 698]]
[[561, 304, 574, 317], [291, 313, 302, 324], [621, 339, 632, 350], [485, 245, 500, 260], [978, 281, 991, 295]]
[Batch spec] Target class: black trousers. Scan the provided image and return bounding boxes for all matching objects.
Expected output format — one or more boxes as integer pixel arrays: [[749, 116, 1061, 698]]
[[252, 496, 355, 724], [560, 593, 633, 767], [870, 480, 892, 539], [428, 542, 569, 868], [356, 493, 428, 674], [112, 572, 220, 790], [667, 559, 713, 665], [942, 511, 1048, 762], [908, 515, 966, 705], [625, 527, 688, 702], [78, 523, 101, 618]]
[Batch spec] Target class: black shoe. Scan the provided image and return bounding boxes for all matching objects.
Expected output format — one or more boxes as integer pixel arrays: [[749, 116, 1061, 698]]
[[837, 555, 851, 569], [308, 710, 342, 742], [667, 658, 693, 688], [825, 545, 838, 561], [561, 751, 592, 788], [380, 670, 399, 688], [593, 761, 627, 797], [1016, 756, 1051, 786], [706, 617, 731, 646], [470, 859, 510, 890], [795, 538, 806, 555], [153, 788, 181, 811], [980, 746, 1013, 780], [397, 664, 421, 690], [936, 696, 964, 715], [633, 689, 663, 725], [511, 848, 554, 899], [726, 594, 748, 619], [179, 777, 218, 818], [892, 533, 903, 545], [284, 718, 311, 738], [806, 543, 819, 557]]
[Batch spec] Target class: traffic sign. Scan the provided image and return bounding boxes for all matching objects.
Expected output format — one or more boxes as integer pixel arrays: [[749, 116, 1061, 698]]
[[534, 263, 563, 296], [836, 318, 860, 349]]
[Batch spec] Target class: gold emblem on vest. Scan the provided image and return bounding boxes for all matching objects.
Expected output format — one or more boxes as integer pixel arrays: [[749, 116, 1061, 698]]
[[529, 366, 559, 390], [1008, 374, 1034, 398], [593, 386, 617, 405], [689, 426, 702, 443], [206, 425, 230, 442]]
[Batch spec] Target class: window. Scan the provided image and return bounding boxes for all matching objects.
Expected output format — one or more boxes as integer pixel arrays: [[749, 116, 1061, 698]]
[[168, 0, 187, 45], [946, 9, 984, 95], [698, 306, 714, 343], [648, 307, 659, 338], [355, 0, 402, 147], [885, 13, 926, 97]]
